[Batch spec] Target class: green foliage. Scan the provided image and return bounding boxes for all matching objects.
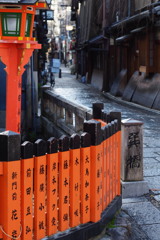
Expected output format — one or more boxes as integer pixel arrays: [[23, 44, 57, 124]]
[[106, 217, 116, 229], [106, 210, 121, 229]]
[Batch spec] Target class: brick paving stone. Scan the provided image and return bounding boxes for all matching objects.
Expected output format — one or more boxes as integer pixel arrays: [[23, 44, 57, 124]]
[[144, 176, 160, 189], [122, 201, 160, 225], [140, 224, 160, 240], [144, 162, 160, 177]]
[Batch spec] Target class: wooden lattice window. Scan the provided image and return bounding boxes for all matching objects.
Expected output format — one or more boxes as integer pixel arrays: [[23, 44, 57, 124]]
[[1, 12, 21, 36]]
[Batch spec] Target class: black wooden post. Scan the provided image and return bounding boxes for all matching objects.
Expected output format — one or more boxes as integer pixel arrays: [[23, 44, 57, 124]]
[[110, 112, 121, 131], [70, 133, 80, 150], [59, 135, 70, 152], [83, 120, 102, 146], [83, 120, 102, 222], [81, 132, 91, 148], [0, 131, 21, 238], [92, 103, 104, 119], [47, 137, 58, 154], [0, 130, 20, 161], [34, 139, 47, 157], [21, 141, 33, 159]]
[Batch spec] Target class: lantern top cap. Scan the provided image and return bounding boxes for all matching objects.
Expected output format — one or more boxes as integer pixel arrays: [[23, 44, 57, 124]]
[[0, 0, 38, 4]]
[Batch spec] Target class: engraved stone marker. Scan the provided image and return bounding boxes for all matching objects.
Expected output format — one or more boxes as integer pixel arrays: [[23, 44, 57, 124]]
[[121, 119, 143, 181]]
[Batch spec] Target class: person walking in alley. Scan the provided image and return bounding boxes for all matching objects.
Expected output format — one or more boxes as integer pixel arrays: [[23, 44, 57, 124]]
[[50, 72, 55, 88]]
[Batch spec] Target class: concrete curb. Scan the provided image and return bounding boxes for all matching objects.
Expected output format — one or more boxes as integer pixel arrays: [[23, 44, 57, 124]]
[[102, 92, 160, 115], [121, 180, 149, 199]]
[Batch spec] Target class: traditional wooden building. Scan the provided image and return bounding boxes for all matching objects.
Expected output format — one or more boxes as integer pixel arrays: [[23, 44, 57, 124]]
[[73, 0, 160, 110], [107, 0, 160, 110]]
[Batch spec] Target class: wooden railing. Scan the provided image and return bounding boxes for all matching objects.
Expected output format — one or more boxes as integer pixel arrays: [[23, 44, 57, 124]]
[[0, 104, 121, 240]]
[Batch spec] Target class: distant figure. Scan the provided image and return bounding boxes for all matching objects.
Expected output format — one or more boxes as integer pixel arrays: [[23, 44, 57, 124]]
[[59, 68, 62, 78], [50, 72, 55, 88]]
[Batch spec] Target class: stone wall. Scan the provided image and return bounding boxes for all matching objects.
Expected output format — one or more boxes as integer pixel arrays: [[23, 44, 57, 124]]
[[41, 88, 92, 138]]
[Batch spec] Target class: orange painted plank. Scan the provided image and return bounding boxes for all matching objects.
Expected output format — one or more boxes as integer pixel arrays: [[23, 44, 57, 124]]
[[111, 123, 116, 200], [0, 227, 2, 238], [115, 130, 119, 196], [58, 151, 70, 231], [102, 139, 107, 210], [117, 131, 121, 195], [34, 155, 46, 240], [80, 146, 91, 223], [0, 161, 21, 240], [46, 152, 58, 235], [70, 149, 80, 227], [107, 123, 113, 205], [0, 162, 3, 175], [113, 121, 119, 197], [108, 135, 112, 204], [21, 158, 34, 240], [80, 133, 91, 224], [106, 136, 110, 207], [109, 134, 113, 203], [90, 145, 102, 222]]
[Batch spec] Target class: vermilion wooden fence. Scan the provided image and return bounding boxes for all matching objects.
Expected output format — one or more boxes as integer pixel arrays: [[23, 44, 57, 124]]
[[0, 107, 121, 240]]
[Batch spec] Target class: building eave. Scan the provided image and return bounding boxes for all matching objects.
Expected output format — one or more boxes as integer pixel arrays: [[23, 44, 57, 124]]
[[89, 34, 108, 44], [110, 10, 150, 32]]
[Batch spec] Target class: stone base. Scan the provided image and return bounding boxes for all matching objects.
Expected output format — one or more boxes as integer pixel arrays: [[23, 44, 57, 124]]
[[48, 196, 122, 240], [41, 116, 68, 139], [121, 180, 149, 198]]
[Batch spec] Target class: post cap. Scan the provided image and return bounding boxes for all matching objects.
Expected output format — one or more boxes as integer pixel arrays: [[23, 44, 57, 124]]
[[47, 137, 58, 154], [59, 135, 69, 152], [92, 102, 104, 119], [81, 132, 91, 147], [83, 120, 102, 145], [0, 131, 20, 161], [34, 139, 47, 157], [70, 134, 80, 149], [122, 119, 143, 126], [21, 141, 33, 159]]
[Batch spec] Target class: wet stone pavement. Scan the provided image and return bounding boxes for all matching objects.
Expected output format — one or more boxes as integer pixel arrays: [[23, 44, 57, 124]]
[[48, 66, 160, 240]]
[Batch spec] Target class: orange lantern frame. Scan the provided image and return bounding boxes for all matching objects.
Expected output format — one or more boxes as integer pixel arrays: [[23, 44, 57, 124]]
[[0, 1, 47, 133]]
